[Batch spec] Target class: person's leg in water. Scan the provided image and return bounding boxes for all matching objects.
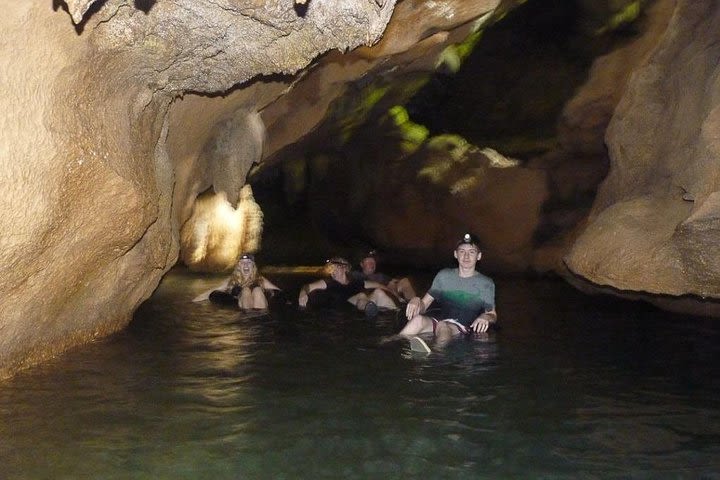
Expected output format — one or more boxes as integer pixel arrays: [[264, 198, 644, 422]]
[[250, 286, 269, 310], [348, 292, 370, 311], [348, 292, 379, 317], [380, 314, 434, 344], [350, 289, 398, 317], [433, 320, 465, 349], [239, 286, 269, 310], [368, 289, 399, 311]]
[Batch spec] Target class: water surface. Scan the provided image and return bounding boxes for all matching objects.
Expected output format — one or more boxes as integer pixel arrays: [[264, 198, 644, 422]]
[[1, 269, 719, 479]]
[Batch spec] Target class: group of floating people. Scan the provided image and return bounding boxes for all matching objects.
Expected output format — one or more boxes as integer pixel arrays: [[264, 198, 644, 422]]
[[194, 232, 498, 349]]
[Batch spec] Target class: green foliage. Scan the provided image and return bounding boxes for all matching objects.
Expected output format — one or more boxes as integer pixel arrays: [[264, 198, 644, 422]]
[[595, 1, 641, 35], [426, 134, 475, 161], [436, 26, 485, 73], [387, 105, 429, 153], [339, 84, 390, 143]]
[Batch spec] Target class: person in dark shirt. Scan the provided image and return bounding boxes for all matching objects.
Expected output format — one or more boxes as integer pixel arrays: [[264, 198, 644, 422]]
[[298, 256, 395, 317], [352, 250, 417, 305]]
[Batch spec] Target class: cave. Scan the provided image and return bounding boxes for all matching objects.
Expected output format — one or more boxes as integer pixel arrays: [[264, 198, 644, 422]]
[[2, 0, 720, 476]]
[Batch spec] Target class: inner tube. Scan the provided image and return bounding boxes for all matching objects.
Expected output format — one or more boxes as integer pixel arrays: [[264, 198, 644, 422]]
[[208, 290, 238, 307], [305, 290, 353, 310]]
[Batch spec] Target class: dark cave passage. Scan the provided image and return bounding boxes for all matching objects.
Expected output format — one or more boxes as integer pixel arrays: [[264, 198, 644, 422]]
[[247, 0, 646, 271]]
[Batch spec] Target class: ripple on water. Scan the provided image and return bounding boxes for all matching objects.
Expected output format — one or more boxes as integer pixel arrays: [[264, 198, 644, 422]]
[[1, 274, 720, 479]]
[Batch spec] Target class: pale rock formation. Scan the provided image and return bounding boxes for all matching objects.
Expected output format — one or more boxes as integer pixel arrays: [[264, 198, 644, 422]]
[[267, 1, 682, 276], [565, 0, 720, 312], [180, 186, 264, 272], [391, 146, 547, 272], [172, 0, 507, 268], [65, 0, 101, 24], [261, 1, 506, 164], [5, 0, 714, 381]]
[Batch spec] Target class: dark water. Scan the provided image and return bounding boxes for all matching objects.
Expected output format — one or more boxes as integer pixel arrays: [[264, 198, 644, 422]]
[[1, 269, 719, 479]]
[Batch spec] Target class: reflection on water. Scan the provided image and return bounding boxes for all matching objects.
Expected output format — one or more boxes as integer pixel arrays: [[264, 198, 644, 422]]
[[1, 268, 719, 479]]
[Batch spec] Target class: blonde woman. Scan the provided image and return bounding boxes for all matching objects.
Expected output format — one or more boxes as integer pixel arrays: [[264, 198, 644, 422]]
[[194, 253, 280, 310]]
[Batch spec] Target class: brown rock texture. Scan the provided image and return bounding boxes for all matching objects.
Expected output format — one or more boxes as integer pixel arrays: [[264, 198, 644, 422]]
[[530, 0, 677, 273], [180, 186, 264, 272], [0, 0, 396, 378], [266, 1, 678, 275], [565, 0, 720, 304], [5, 0, 718, 379], [300, 131, 548, 271]]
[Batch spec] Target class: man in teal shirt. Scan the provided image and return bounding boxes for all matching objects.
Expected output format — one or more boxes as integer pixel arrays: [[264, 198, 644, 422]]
[[400, 233, 497, 346]]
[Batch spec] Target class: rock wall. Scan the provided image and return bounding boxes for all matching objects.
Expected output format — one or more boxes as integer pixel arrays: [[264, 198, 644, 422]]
[[261, 1, 678, 274], [530, 0, 677, 272], [565, 0, 720, 313], [0, 0, 396, 378]]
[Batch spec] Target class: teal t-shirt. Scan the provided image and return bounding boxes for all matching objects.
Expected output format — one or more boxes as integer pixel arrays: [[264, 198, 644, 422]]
[[428, 268, 495, 327]]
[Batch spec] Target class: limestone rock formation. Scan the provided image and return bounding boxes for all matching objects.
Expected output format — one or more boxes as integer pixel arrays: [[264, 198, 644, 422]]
[[530, 0, 677, 273], [0, 0, 396, 378], [180, 186, 264, 272], [565, 0, 720, 311], [262, 1, 677, 275], [298, 125, 548, 271], [4, 0, 719, 380]]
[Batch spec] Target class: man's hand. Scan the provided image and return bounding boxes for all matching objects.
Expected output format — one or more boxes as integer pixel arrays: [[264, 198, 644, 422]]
[[470, 317, 490, 333], [405, 296, 423, 320], [470, 312, 496, 333]]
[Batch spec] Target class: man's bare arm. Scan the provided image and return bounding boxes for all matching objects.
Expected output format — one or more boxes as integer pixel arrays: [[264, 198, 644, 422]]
[[298, 279, 327, 307], [405, 293, 434, 320]]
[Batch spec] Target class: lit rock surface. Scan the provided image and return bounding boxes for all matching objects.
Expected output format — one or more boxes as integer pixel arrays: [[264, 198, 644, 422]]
[[364, 145, 548, 272], [180, 186, 264, 272], [564, 0, 720, 313], [269, 1, 677, 274]]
